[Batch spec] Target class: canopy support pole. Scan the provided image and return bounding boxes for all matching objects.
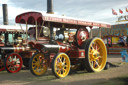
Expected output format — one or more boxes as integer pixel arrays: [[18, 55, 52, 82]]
[[20, 24, 25, 38], [39, 21, 44, 37], [25, 22, 28, 41], [35, 21, 38, 40], [5, 33, 8, 45], [49, 22, 54, 42], [99, 27, 101, 38], [90, 26, 93, 38]]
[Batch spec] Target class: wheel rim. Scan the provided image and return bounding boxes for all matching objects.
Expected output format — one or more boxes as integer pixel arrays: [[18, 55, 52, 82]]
[[54, 53, 70, 78], [31, 53, 47, 76], [88, 38, 107, 72], [0, 57, 5, 71], [6, 53, 23, 73]]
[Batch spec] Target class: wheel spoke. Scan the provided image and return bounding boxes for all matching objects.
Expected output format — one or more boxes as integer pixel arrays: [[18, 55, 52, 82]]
[[57, 69, 61, 74], [32, 65, 37, 69], [94, 42, 97, 49], [63, 58, 65, 63], [58, 57, 62, 63], [7, 61, 12, 65], [96, 45, 98, 50], [56, 64, 59, 68], [32, 64, 36, 68], [64, 65, 68, 68], [14, 56, 17, 61], [63, 68, 66, 73], [60, 56, 63, 61], [89, 53, 93, 54], [34, 58, 37, 61], [95, 61, 100, 68], [97, 47, 100, 51], [35, 67, 39, 71], [8, 66, 12, 70], [99, 56, 102, 58], [9, 57, 13, 62], [93, 61, 96, 68], [35, 57, 39, 61]]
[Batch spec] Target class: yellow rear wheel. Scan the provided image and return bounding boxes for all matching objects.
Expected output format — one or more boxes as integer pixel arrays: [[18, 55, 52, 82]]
[[29, 52, 48, 76], [85, 37, 107, 72], [52, 53, 70, 78]]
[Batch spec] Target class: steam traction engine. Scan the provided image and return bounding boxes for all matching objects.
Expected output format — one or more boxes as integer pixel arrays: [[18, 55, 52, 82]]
[[15, 12, 111, 78], [0, 25, 26, 73]]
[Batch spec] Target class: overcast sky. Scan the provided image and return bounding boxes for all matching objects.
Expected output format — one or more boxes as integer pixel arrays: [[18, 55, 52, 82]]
[[0, 0, 128, 25]]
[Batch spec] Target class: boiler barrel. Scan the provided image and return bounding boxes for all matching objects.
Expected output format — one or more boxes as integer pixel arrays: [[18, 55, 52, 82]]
[[43, 43, 71, 53], [0, 46, 30, 53], [44, 44, 59, 53]]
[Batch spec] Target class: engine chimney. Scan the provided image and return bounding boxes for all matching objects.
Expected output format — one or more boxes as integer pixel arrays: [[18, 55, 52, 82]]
[[2, 4, 8, 25], [2, 4, 9, 45], [47, 0, 54, 14], [47, 0, 54, 42]]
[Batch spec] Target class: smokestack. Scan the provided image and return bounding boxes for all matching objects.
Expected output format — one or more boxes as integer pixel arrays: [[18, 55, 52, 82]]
[[47, 0, 54, 14], [2, 4, 8, 25]]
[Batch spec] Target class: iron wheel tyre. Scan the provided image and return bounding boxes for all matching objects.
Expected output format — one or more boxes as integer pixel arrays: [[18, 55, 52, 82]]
[[52, 53, 70, 78], [5, 53, 23, 73], [85, 37, 107, 72], [29, 52, 48, 76]]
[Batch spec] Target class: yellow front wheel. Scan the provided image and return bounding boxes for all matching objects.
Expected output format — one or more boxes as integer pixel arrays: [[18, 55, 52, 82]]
[[85, 37, 107, 72], [52, 53, 70, 78], [29, 52, 48, 76]]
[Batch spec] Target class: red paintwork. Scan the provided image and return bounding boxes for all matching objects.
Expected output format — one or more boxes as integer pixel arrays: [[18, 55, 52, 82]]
[[76, 28, 89, 46], [0, 29, 6, 31], [49, 53, 56, 67], [68, 32, 75, 42], [56, 41, 85, 58], [0, 44, 4, 46], [68, 49, 85, 58], [15, 12, 111, 28], [57, 41, 71, 53], [0, 28, 24, 33], [15, 12, 42, 24]]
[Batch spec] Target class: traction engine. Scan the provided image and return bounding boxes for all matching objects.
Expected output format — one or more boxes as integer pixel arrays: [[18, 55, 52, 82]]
[[14, 12, 110, 78]]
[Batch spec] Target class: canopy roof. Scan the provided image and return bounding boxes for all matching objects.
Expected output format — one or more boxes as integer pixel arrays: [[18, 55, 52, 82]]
[[15, 11, 111, 28], [0, 25, 25, 33]]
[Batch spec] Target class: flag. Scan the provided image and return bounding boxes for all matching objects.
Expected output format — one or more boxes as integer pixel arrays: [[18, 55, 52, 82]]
[[112, 9, 117, 15], [126, 8, 128, 12], [119, 9, 123, 14]]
